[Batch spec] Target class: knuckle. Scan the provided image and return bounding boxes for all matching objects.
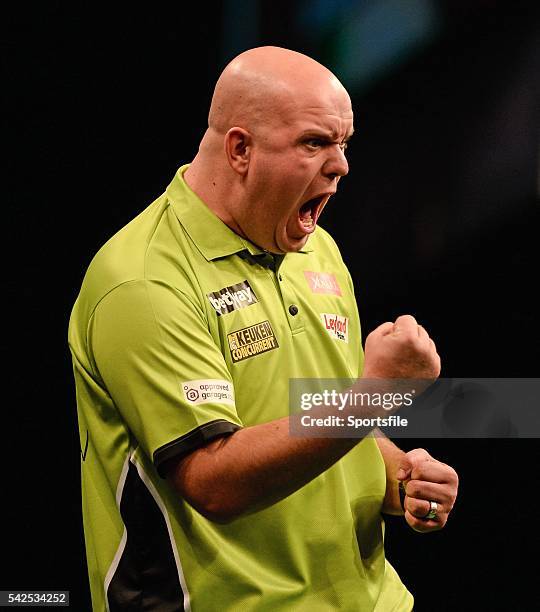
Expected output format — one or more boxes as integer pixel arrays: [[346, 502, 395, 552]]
[[404, 328, 420, 342], [397, 314, 417, 324], [441, 465, 458, 487], [410, 449, 430, 466], [413, 466, 429, 481], [407, 498, 426, 515], [407, 482, 422, 498], [415, 339, 433, 357]]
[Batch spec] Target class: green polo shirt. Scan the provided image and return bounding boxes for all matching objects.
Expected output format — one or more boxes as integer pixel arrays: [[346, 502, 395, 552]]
[[68, 165, 413, 611]]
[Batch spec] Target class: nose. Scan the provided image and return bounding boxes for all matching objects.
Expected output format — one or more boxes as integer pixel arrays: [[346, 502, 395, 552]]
[[322, 144, 349, 180]]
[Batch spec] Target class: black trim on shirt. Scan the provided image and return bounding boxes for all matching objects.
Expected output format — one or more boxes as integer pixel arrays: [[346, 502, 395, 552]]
[[154, 419, 241, 478]]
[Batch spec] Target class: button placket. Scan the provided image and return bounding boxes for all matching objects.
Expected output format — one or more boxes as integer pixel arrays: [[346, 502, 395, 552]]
[[274, 266, 304, 333]]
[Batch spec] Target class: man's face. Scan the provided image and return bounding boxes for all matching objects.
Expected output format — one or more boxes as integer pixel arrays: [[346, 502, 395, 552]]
[[237, 84, 354, 253]]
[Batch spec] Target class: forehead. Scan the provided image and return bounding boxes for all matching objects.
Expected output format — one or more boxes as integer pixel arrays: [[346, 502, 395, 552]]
[[277, 83, 354, 136]]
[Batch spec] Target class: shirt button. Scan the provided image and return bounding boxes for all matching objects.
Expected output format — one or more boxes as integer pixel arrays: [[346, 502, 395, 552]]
[[278, 274, 283, 281], [289, 305, 299, 316]]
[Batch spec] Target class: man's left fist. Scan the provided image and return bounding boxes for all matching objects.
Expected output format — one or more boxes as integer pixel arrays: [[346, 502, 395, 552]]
[[397, 448, 459, 533]]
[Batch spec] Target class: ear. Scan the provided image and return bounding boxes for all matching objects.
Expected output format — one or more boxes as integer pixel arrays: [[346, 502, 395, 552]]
[[224, 127, 252, 175]]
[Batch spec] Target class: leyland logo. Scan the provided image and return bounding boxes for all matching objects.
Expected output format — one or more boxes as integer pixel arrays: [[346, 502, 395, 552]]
[[207, 280, 258, 316], [320, 313, 349, 342]]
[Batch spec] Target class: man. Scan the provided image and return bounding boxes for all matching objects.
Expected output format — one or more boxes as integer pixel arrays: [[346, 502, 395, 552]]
[[69, 46, 458, 611]]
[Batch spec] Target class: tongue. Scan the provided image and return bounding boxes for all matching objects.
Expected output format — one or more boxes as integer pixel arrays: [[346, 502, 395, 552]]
[[300, 208, 313, 222], [300, 199, 317, 223]]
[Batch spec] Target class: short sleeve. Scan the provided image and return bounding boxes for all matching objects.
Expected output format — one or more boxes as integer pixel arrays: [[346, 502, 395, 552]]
[[90, 279, 242, 476]]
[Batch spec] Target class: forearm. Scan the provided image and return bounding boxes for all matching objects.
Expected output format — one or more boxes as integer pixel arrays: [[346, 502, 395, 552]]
[[374, 430, 407, 515], [166, 415, 364, 523], [167, 315, 441, 523]]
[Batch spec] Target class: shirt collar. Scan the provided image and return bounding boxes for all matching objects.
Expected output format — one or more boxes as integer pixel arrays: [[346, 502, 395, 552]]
[[166, 165, 314, 261]]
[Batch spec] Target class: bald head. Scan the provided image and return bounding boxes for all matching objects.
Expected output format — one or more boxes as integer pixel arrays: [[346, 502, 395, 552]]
[[208, 46, 348, 136], [184, 46, 353, 254]]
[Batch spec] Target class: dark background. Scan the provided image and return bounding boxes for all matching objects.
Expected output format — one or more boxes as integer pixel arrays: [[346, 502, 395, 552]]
[[4, 1, 539, 610]]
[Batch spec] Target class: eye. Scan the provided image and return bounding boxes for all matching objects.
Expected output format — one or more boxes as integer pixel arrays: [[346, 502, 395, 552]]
[[304, 138, 326, 149], [303, 138, 350, 152]]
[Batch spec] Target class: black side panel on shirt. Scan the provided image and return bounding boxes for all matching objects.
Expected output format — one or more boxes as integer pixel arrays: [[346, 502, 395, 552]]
[[107, 461, 184, 612]]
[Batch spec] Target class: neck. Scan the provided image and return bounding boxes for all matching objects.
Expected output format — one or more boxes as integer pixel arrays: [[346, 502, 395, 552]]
[[184, 154, 247, 239]]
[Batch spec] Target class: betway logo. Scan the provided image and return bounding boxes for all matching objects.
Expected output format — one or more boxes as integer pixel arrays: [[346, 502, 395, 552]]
[[320, 313, 349, 343], [207, 281, 258, 316]]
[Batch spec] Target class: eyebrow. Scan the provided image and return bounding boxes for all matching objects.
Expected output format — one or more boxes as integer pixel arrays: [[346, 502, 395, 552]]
[[300, 129, 355, 141]]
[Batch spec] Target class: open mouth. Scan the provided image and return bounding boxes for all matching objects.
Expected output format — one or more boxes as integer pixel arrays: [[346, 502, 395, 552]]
[[298, 195, 326, 233]]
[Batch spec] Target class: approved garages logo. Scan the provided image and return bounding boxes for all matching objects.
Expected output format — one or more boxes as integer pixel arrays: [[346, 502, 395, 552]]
[[182, 380, 235, 405]]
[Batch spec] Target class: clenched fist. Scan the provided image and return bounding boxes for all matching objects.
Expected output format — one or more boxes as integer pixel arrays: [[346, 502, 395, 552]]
[[363, 315, 440, 379], [398, 448, 459, 532]]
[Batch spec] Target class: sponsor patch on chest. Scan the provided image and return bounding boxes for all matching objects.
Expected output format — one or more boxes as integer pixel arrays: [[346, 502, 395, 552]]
[[320, 313, 349, 343], [227, 320, 279, 363], [304, 271, 342, 296], [207, 280, 258, 316]]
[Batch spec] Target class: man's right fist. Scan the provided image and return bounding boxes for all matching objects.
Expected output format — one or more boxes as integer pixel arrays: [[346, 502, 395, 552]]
[[362, 315, 441, 379]]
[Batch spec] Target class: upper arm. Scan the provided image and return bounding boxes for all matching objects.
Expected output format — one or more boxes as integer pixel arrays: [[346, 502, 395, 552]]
[[161, 433, 236, 521], [90, 279, 244, 479]]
